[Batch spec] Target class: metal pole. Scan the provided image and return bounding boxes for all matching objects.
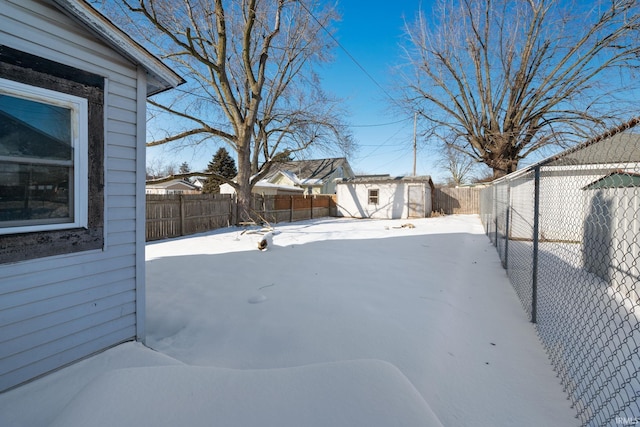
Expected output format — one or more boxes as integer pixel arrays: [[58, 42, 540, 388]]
[[493, 185, 498, 245], [531, 166, 540, 323], [413, 112, 417, 176], [504, 183, 510, 270]]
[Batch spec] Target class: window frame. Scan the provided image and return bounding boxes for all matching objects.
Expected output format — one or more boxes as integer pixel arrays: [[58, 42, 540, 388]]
[[368, 188, 379, 205], [0, 77, 89, 235], [0, 46, 104, 264]]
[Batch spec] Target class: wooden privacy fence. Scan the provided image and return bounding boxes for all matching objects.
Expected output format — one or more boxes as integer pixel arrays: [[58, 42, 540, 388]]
[[432, 187, 482, 214], [146, 194, 233, 241], [146, 193, 336, 241], [247, 194, 336, 224]]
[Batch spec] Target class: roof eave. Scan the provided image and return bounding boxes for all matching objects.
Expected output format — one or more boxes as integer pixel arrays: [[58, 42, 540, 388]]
[[52, 0, 184, 96]]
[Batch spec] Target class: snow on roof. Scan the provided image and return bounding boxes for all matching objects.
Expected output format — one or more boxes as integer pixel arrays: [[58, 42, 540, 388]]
[[146, 179, 198, 190], [299, 178, 323, 185], [339, 175, 434, 185], [265, 158, 353, 182], [254, 181, 304, 191], [276, 170, 302, 185]]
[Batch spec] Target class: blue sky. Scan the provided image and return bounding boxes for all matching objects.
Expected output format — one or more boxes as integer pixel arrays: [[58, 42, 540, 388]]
[[147, 1, 456, 182], [320, 1, 433, 176]]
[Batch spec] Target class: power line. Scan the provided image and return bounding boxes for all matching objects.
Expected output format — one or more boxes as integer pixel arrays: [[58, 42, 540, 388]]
[[350, 117, 412, 128], [297, 1, 402, 108]]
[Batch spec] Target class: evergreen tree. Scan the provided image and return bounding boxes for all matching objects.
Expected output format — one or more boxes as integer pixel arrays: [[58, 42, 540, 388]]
[[179, 162, 190, 174], [202, 148, 237, 194], [179, 162, 190, 181]]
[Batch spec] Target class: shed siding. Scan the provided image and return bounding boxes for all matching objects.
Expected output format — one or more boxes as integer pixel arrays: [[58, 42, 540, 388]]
[[337, 182, 433, 219], [0, 0, 143, 391]]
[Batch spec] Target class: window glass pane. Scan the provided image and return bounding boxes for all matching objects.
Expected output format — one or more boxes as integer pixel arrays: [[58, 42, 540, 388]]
[[368, 189, 378, 204], [0, 94, 72, 160], [0, 161, 72, 224]]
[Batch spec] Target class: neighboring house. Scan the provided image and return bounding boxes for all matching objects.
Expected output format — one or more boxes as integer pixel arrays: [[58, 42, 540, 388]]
[[191, 176, 207, 191], [264, 157, 355, 194], [507, 132, 640, 242], [146, 179, 200, 194], [336, 176, 434, 219], [0, 0, 182, 392], [491, 130, 640, 307], [220, 181, 304, 196]]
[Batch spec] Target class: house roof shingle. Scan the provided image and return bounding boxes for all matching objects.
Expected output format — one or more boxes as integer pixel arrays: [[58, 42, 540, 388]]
[[265, 158, 353, 184]]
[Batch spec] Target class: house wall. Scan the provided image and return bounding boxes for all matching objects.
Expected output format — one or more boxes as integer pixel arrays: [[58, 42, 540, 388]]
[[320, 174, 340, 194], [508, 167, 618, 242], [336, 182, 432, 219], [0, 0, 144, 391], [269, 173, 296, 188], [583, 186, 639, 304], [269, 167, 352, 195]]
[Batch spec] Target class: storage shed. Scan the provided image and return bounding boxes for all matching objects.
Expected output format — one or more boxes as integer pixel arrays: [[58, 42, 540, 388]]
[[0, 0, 182, 392], [336, 176, 434, 219]]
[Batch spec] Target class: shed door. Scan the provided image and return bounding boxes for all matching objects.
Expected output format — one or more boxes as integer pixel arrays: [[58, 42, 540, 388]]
[[408, 184, 425, 218]]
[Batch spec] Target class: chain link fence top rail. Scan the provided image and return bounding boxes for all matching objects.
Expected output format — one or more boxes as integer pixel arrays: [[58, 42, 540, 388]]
[[480, 122, 640, 427]]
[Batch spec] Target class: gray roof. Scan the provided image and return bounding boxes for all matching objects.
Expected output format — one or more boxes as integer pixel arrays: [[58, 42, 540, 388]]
[[548, 133, 640, 167], [146, 179, 198, 190], [494, 121, 640, 184], [340, 175, 433, 185], [583, 171, 640, 190], [265, 158, 353, 183]]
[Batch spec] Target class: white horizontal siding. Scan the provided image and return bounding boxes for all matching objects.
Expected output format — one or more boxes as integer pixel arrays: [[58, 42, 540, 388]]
[[337, 183, 432, 219], [0, 0, 145, 391]]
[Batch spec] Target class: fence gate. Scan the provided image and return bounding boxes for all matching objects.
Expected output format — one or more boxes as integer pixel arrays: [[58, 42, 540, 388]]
[[408, 184, 425, 218]]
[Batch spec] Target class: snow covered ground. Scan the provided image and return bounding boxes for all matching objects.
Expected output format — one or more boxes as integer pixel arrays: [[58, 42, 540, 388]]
[[0, 215, 577, 426]]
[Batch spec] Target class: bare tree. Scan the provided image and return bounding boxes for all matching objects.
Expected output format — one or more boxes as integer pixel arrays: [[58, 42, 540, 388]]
[[439, 143, 478, 186], [107, 0, 353, 219], [401, 0, 640, 178], [146, 158, 178, 180]]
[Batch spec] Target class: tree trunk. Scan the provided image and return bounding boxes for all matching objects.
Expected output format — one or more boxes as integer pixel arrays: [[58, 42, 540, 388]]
[[491, 159, 519, 180], [236, 140, 253, 224]]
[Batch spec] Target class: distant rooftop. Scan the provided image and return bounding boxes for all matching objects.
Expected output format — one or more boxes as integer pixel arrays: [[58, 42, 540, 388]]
[[265, 158, 353, 182]]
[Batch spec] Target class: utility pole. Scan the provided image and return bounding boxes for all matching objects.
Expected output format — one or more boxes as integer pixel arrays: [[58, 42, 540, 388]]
[[412, 112, 417, 176]]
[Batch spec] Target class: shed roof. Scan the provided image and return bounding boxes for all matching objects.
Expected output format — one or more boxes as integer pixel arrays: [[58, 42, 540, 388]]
[[52, 0, 184, 95], [339, 175, 434, 186], [583, 171, 640, 190]]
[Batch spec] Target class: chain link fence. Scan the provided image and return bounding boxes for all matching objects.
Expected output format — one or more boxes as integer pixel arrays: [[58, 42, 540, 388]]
[[480, 121, 640, 426]]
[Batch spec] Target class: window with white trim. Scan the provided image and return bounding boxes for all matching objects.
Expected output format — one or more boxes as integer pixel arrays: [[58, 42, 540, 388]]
[[368, 188, 379, 205], [0, 78, 88, 234]]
